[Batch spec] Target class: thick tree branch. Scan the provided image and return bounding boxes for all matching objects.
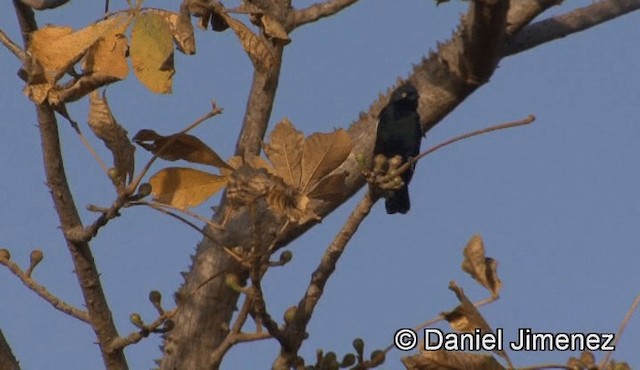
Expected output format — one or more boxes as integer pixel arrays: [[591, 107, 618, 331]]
[[0, 257, 90, 323], [291, 0, 359, 30], [234, 46, 284, 156], [0, 329, 20, 370], [506, 0, 562, 35], [12, 3, 128, 369], [505, 0, 640, 56]]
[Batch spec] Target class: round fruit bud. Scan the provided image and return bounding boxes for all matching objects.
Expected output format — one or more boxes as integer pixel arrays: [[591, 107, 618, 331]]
[[137, 183, 152, 197], [356, 153, 365, 167], [352, 338, 365, 355], [149, 290, 162, 311], [29, 249, 44, 272], [388, 155, 403, 171], [0, 248, 10, 260], [341, 354, 356, 367], [374, 154, 387, 172], [370, 350, 385, 365], [279, 251, 292, 264], [107, 168, 119, 180], [224, 273, 244, 293], [283, 305, 297, 325], [130, 313, 144, 328]]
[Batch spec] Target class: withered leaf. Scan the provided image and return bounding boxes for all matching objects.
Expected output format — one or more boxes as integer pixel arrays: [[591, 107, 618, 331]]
[[461, 235, 502, 298], [300, 129, 353, 193], [133, 129, 232, 170], [226, 164, 319, 225], [263, 119, 304, 187], [307, 171, 347, 201], [83, 22, 130, 80], [149, 167, 227, 208], [443, 282, 509, 364], [88, 90, 136, 183], [225, 155, 275, 176], [28, 15, 130, 84], [130, 12, 175, 94], [222, 14, 275, 72], [260, 14, 290, 44], [402, 350, 504, 370]]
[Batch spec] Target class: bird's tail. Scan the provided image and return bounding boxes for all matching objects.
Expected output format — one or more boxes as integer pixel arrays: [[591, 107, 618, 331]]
[[385, 186, 410, 214]]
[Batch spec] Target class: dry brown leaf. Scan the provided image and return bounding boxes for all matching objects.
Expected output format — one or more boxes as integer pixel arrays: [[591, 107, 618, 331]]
[[224, 155, 276, 176], [133, 129, 232, 170], [260, 14, 290, 44], [461, 235, 502, 298], [88, 90, 136, 183], [263, 119, 304, 187], [443, 282, 509, 364], [402, 350, 504, 370], [300, 129, 353, 193], [307, 171, 347, 201], [23, 82, 51, 105], [222, 13, 275, 72], [150, 167, 227, 208], [226, 164, 319, 225], [130, 12, 175, 94], [83, 22, 130, 80], [28, 16, 129, 84]]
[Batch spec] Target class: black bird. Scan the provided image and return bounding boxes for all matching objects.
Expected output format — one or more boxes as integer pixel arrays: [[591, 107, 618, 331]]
[[374, 83, 422, 214]]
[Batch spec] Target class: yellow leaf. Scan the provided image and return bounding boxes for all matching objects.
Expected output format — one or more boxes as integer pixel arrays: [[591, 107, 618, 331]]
[[300, 129, 353, 193], [144, 6, 196, 55], [28, 16, 129, 84], [149, 167, 227, 208], [263, 118, 304, 187], [222, 14, 275, 72], [133, 130, 231, 170], [131, 12, 174, 94], [88, 91, 136, 183], [83, 20, 130, 80]]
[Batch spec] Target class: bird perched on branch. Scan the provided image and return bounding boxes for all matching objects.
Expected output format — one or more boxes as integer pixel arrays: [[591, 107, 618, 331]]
[[374, 83, 422, 214]]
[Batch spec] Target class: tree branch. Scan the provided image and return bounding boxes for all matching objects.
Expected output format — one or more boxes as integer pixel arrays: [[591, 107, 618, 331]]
[[506, 0, 562, 35], [291, 0, 359, 30], [12, 3, 128, 368], [0, 329, 21, 370], [0, 257, 90, 323], [0, 28, 26, 62], [272, 190, 376, 369], [505, 0, 640, 56]]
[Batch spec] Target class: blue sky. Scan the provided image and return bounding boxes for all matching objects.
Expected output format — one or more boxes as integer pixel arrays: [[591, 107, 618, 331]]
[[1, 1, 639, 369]]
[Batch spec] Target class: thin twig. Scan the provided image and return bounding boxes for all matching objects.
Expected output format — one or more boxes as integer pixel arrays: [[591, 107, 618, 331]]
[[419, 115, 534, 162], [109, 308, 177, 351], [128, 101, 223, 193], [599, 292, 640, 369], [0, 28, 27, 61], [0, 258, 90, 323], [62, 114, 110, 176]]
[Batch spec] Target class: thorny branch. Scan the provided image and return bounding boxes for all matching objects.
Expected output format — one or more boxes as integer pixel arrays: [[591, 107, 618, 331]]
[[0, 256, 90, 323]]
